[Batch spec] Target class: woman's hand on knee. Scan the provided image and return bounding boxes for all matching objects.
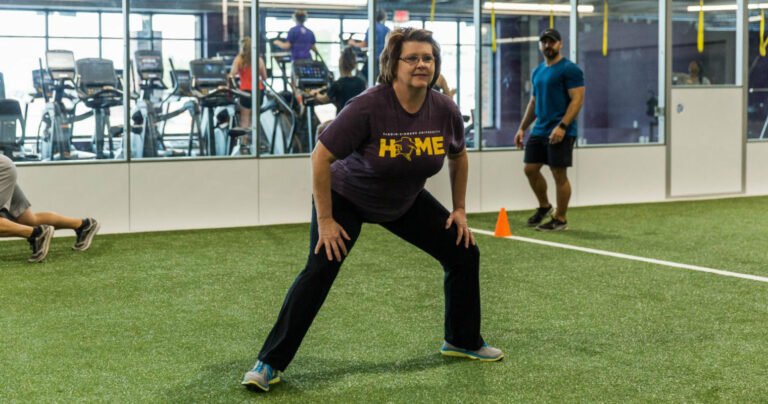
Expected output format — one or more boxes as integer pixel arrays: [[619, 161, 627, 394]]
[[445, 208, 476, 248], [315, 217, 351, 262]]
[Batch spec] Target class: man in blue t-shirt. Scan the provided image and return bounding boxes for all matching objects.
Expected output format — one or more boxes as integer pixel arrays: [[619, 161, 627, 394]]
[[348, 9, 391, 80], [513, 28, 585, 232], [274, 9, 316, 61]]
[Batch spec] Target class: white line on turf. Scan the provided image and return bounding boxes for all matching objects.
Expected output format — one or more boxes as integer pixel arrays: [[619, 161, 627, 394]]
[[470, 228, 768, 284]]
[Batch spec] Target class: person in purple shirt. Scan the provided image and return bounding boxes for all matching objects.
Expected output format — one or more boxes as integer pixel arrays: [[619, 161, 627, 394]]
[[242, 28, 503, 393], [273, 9, 317, 61]]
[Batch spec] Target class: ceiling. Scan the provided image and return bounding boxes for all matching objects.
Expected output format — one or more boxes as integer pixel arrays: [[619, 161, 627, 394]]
[[0, 0, 742, 20]]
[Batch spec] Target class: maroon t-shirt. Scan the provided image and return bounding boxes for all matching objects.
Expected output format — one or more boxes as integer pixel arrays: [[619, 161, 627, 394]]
[[318, 84, 465, 222]]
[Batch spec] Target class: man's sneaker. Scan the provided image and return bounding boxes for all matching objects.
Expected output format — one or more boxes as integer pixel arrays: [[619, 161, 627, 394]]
[[527, 205, 553, 227], [242, 360, 281, 392], [536, 217, 568, 231], [28, 225, 54, 263], [440, 341, 504, 362], [73, 218, 100, 251]]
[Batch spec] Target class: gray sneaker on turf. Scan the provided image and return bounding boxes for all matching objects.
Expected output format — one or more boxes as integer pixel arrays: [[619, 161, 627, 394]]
[[73, 218, 100, 251], [440, 341, 504, 362], [535, 217, 568, 231], [242, 360, 281, 392], [28, 225, 54, 263]]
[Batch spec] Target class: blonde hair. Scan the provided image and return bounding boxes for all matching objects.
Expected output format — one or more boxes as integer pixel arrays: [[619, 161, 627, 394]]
[[239, 37, 252, 68]]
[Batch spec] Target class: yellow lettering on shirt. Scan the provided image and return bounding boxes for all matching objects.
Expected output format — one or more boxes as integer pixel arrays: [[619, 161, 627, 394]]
[[414, 137, 433, 156], [432, 137, 445, 155], [379, 136, 445, 159], [379, 138, 397, 158]]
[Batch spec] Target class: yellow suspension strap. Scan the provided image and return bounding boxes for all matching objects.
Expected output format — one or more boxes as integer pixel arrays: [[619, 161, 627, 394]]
[[761, 9, 767, 57], [697, 0, 704, 53], [491, 0, 497, 53], [550, 0, 555, 28], [602, 0, 608, 56], [430, 0, 436, 22]]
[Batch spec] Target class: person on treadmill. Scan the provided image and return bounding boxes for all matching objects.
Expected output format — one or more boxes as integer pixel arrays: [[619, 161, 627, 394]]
[[273, 10, 317, 62], [229, 36, 268, 130], [306, 47, 367, 116]]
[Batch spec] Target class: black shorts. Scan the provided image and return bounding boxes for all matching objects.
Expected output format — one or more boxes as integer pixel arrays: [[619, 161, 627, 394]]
[[237, 92, 264, 110], [524, 135, 576, 167]]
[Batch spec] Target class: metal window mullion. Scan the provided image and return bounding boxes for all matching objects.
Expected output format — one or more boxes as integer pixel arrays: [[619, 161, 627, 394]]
[[455, 19, 461, 112], [98, 11, 103, 58], [124, 0, 131, 160], [367, 0, 375, 86], [739, 0, 747, 192], [570, 0, 578, 63], [45, 11, 49, 51], [663, 0, 671, 197], [253, 0, 260, 158], [474, 0, 482, 151]]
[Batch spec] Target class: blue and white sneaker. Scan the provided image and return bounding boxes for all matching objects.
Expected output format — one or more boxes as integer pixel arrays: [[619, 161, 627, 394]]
[[440, 341, 504, 362], [242, 360, 281, 392]]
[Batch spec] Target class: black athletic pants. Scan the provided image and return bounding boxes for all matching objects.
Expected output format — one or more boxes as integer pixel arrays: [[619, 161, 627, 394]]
[[258, 190, 484, 371]]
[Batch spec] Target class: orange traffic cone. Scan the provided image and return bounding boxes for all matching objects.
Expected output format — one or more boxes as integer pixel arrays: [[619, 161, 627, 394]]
[[494, 208, 512, 237]]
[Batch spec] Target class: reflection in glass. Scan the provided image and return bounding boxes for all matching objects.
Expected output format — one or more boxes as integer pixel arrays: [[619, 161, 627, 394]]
[[0, 10, 45, 36], [578, 0, 660, 145], [261, 6, 367, 156], [49, 12, 99, 38], [748, 1, 768, 140], [480, 7, 569, 148], [672, 1, 736, 86]]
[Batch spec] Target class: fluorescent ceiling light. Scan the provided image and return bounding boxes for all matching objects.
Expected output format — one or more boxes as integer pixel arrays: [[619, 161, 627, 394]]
[[687, 4, 768, 12], [483, 2, 595, 14], [259, 0, 366, 9], [496, 36, 539, 44]]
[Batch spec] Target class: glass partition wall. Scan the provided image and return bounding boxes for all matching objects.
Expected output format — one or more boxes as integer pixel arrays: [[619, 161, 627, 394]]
[[479, 1, 572, 149], [0, 6, 128, 162], [0, 0, 761, 166], [748, 0, 768, 140], [578, 0, 661, 145]]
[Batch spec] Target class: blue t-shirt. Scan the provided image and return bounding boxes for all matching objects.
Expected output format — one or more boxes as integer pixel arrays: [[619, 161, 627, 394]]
[[531, 58, 584, 137], [287, 25, 316, 61], [365, 22, 390, 61]]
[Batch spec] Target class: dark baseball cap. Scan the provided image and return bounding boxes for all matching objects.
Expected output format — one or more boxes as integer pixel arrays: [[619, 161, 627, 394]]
[[539, 29, 562, 42]]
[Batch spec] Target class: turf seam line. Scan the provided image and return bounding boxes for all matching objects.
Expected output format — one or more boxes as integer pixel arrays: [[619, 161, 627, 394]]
[[470, 228, 768, 284]]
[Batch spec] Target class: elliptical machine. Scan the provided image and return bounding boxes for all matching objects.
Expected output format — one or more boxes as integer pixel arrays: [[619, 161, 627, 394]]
[[189, 58, 240, 156], [74, 57, 123, 159], [292, 58, 332, 153], [133, 50, 200, 158], [38, 50, 93, 160]]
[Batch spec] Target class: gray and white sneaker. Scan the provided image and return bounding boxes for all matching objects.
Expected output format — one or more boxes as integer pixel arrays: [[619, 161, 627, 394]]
[[73, 218, 100, 251], [440, 341, 504, 362], [242, 360, 281, 392], [28, 225, 54, 263], [535, 217, 568, 232]]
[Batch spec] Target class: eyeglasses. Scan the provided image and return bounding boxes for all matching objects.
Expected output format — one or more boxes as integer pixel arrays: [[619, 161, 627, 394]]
[[399, 55, 435, 65]]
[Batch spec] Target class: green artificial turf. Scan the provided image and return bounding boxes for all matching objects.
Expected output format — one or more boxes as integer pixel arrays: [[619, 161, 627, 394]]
[[1, 196, 767, 402]]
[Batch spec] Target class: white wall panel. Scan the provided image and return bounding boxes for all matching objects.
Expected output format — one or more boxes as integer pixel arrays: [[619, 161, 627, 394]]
[[10, 137, 765, 236], [670, 88, 743, 197], [257, 157, 312, 225], [573, 146, 667, 206], [15, 162, 130, 234], [129, 159, 260, 232], [425, 151, 483, 213], [477, 150, 534, 212], [747, 142, 768, 194]]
